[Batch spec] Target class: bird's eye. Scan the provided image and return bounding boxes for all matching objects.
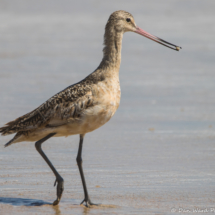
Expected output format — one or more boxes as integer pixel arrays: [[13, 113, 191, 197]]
[[126, 18, 131, 23]]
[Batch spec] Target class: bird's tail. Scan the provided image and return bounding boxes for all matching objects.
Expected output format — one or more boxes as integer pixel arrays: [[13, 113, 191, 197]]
[[0, 121, 23, 147], [2, 132, 22, 147], [4, 137, 16, 147], [0, 118, 21, 136]]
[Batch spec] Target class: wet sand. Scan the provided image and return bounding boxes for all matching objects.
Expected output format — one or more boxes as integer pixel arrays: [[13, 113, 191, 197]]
[[0, 0, 215, 214]]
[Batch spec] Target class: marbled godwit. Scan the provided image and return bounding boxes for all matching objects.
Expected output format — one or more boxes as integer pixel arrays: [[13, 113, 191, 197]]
[[0, 11, 181, 206]]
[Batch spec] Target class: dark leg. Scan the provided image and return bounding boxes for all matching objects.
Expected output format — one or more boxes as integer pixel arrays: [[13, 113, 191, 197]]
[[76, 134, 96, 207], [35, 133, 64, 206]]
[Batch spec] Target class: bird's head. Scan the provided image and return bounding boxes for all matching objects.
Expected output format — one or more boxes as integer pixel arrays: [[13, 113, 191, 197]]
[[107, 11, 136, 33], [107, 10, 181, 51]]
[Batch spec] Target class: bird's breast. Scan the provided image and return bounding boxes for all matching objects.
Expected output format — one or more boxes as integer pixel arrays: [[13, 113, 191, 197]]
[[78, 76, 121, 133], [96, 76, 121, 115]]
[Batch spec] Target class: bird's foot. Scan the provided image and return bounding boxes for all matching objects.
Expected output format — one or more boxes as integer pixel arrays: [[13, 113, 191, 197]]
[[53, 177, 64, 206], [80, 197, 98, 207]]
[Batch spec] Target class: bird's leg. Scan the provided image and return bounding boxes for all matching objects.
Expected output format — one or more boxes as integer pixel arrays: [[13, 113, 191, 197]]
[[35, 133, 64, 206], [76, 134, 96, 207]]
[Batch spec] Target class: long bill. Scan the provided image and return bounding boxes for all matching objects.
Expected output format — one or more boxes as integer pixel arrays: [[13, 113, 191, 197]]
[[135, 26, 182, 51]]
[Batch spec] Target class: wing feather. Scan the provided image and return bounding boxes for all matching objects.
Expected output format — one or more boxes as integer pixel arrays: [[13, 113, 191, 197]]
[[0, 81, 94, 135]]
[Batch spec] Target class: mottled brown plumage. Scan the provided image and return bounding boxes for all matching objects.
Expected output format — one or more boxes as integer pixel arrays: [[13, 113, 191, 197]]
[[0, 10, 137, 147], [0, 10, 181, 206], [0, 72, 102, 136]]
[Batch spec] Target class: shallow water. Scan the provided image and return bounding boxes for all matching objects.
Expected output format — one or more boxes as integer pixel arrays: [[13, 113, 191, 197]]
[[0, 0, 215, 214]]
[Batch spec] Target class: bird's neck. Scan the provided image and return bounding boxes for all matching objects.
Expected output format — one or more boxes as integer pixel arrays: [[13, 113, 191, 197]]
[[98, 26, 123, 73]]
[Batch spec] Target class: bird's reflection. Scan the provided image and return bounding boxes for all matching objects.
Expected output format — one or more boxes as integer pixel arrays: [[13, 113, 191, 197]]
[[82, 206, 90, 215], [52, 205, 61, 215]]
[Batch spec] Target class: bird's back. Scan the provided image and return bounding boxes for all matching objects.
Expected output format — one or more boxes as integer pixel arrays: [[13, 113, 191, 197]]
[[0, 68, 121, 146]]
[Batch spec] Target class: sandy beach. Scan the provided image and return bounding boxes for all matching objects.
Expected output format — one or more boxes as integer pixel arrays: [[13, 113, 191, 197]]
[[0, 1, 215, 214]]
